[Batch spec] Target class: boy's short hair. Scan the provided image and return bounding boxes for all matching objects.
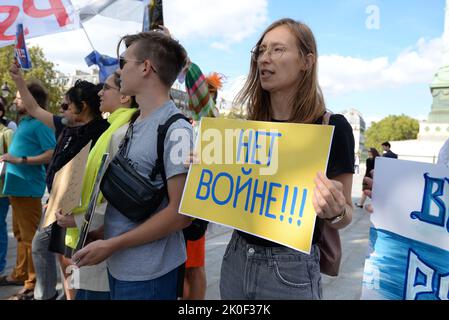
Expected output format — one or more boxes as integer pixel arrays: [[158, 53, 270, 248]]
[[381, 142, 391, 148], [118, 31, 188, 88], [27, 81, 48, 110]]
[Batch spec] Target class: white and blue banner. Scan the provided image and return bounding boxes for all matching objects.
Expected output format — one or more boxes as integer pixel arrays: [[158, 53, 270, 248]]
[[361, 157, 449, 300], [0, 0, 79, 48]]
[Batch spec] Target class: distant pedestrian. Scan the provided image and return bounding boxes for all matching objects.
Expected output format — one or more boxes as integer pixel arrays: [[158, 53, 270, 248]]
[[355, 148, 379, 208], [381, 142, 398, 159]]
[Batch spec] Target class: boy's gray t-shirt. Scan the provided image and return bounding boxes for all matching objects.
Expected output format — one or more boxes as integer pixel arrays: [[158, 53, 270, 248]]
[[104, 100, 193, 281]]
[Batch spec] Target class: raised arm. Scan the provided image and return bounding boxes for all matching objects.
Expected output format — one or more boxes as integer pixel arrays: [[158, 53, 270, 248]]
[[9, 62, 56, 130]]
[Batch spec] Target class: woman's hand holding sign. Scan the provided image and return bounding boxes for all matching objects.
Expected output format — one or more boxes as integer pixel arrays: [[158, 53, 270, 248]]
[[313, 172, 351, 227]]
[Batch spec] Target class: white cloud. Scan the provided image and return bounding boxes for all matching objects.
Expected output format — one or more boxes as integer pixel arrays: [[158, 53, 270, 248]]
[[164, 0, 268, 48], [319, 37, 444, 96], [27, 0, 268, 74], [220, 75, 248, 106]]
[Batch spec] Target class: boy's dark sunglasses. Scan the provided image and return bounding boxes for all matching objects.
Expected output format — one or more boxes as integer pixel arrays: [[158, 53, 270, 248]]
[[119, 57, 157, 73]]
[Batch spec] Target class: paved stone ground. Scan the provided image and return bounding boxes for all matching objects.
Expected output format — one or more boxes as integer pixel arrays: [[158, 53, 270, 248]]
[[1, 165, 372, 300]]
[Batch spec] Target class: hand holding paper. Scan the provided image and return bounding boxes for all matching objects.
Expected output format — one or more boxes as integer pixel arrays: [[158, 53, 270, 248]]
[[9, 60, 25, 84], [55, 210, 76, 228]]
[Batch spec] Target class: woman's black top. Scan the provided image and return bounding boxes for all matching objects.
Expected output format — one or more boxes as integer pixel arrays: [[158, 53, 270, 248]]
[[365, 157, 375, 178], [237, 114, 355, 247], [46, 116, 109, 257], [46, 116, 110, 192]]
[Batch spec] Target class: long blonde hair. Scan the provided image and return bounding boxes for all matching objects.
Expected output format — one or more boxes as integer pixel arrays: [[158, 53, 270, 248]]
[[236, 18, 326, 123]]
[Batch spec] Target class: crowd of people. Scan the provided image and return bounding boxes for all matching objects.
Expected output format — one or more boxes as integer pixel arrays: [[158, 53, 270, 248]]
[[0, 18, 361, 300]]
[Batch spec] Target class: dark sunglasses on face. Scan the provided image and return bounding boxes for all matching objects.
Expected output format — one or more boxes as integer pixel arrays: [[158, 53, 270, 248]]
[[119, 56, 157, 73], [60, 103, 69, 111]]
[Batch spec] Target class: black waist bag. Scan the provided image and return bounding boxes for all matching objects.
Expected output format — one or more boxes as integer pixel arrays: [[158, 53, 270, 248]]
[[100, 113, 190, 223], [100, 152, 166, 222]]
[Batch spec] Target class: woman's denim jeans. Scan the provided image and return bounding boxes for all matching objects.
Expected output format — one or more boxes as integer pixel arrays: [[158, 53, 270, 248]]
[[220, 231, 322, 300], [32, 224, 58, 300]]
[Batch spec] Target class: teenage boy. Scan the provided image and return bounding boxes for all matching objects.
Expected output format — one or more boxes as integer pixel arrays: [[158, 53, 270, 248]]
[[73, 31, 193, 300]]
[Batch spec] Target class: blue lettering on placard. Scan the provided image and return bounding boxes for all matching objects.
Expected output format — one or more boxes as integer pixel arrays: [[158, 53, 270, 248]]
[[410, 173, 447, 230], [196, 169, 213, 200], [251, 131, 263, 165], [236, 129, 252, 164], [437, 273, 449, 300], [233, 175, 252, 211], [265, 131, 282, 166], [404, 249, 449, 300], [251, 179, 268, 215], [194, 168, 308, 227], [236, 129, 282, 166], [211, 172, 234, 206], [265, 182, 282, 220]]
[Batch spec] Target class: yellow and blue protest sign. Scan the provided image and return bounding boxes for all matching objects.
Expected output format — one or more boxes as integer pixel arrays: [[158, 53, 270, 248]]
[[180, 117, 334, 254]]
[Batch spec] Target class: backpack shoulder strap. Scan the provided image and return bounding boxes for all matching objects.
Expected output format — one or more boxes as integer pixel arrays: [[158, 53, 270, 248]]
[[322, 111, 333, 125], [151, 113, 191, 187]]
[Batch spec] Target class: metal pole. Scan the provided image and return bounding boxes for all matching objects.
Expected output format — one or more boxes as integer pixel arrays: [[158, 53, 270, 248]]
[[80, 22, 96, 51]]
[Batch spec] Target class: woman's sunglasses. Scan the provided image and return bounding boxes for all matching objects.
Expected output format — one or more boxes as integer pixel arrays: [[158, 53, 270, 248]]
[[60, 103, 69, 111]]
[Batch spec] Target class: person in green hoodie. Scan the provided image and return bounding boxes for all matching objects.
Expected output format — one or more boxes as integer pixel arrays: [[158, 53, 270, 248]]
[[55, 71, 137, 300]]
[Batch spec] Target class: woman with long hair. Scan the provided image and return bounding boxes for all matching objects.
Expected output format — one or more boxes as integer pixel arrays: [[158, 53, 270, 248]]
[[219, 18, 355, 300]]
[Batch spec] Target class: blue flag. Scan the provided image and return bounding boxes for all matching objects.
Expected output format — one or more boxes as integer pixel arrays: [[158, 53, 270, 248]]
[[85, 50, 119, 83]]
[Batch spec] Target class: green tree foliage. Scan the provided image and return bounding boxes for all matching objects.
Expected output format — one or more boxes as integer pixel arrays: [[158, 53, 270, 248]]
[[365, 114, 419, 152], [0, 45, 64, 118]]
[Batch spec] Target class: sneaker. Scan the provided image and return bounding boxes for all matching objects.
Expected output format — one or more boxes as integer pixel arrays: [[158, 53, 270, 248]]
[[0, 275, 25, 286], [7, 288, 34, 300], [354, 203, 363, 208]]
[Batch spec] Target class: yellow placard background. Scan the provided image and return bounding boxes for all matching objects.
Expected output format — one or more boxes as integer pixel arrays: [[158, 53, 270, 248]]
[[180, 118, 334, 253]]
